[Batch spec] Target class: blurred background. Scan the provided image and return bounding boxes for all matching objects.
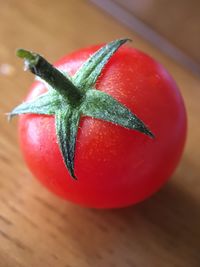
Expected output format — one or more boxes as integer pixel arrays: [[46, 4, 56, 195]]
[[0, 0, 199, 76], [92, 0, 200, 75], [0, 1, 200, 267]]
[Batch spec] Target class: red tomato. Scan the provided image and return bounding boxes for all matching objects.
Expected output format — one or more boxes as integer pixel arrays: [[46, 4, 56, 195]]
[[18, 44, 187, 208]]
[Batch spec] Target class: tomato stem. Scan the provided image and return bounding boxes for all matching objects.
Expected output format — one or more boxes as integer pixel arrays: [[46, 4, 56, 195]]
[[16, 49, 82, 105]]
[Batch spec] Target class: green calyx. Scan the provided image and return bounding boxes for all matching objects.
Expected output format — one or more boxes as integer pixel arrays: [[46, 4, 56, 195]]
[[10, 39, 154, 179]]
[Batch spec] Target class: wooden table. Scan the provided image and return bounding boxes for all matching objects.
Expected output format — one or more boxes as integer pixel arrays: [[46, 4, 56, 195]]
[[0, 1, 200, 266]]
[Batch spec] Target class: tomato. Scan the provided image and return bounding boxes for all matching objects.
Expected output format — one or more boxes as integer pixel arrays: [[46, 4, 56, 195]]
[[13, 40, 186, 208]]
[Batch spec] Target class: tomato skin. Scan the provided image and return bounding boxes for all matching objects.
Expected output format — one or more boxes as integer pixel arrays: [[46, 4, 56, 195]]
[[18, 45, 187, 208]]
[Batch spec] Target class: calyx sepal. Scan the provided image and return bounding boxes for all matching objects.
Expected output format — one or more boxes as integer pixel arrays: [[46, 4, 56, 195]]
[[10, 39, 154, 179]]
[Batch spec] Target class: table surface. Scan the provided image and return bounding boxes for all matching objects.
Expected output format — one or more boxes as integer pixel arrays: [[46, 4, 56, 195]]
[[0, 1, 200, 267]]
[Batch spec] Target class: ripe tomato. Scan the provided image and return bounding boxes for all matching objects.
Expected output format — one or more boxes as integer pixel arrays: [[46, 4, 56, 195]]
[[17, 42, 186, 208]]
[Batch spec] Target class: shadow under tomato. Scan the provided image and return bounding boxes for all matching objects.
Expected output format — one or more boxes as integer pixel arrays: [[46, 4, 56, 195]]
[[28, 153, 200, 267], [58, 177, 200, 267]]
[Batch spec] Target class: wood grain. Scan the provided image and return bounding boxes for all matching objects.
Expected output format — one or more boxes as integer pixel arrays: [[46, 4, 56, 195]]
[[0, 0, 200, 266]]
